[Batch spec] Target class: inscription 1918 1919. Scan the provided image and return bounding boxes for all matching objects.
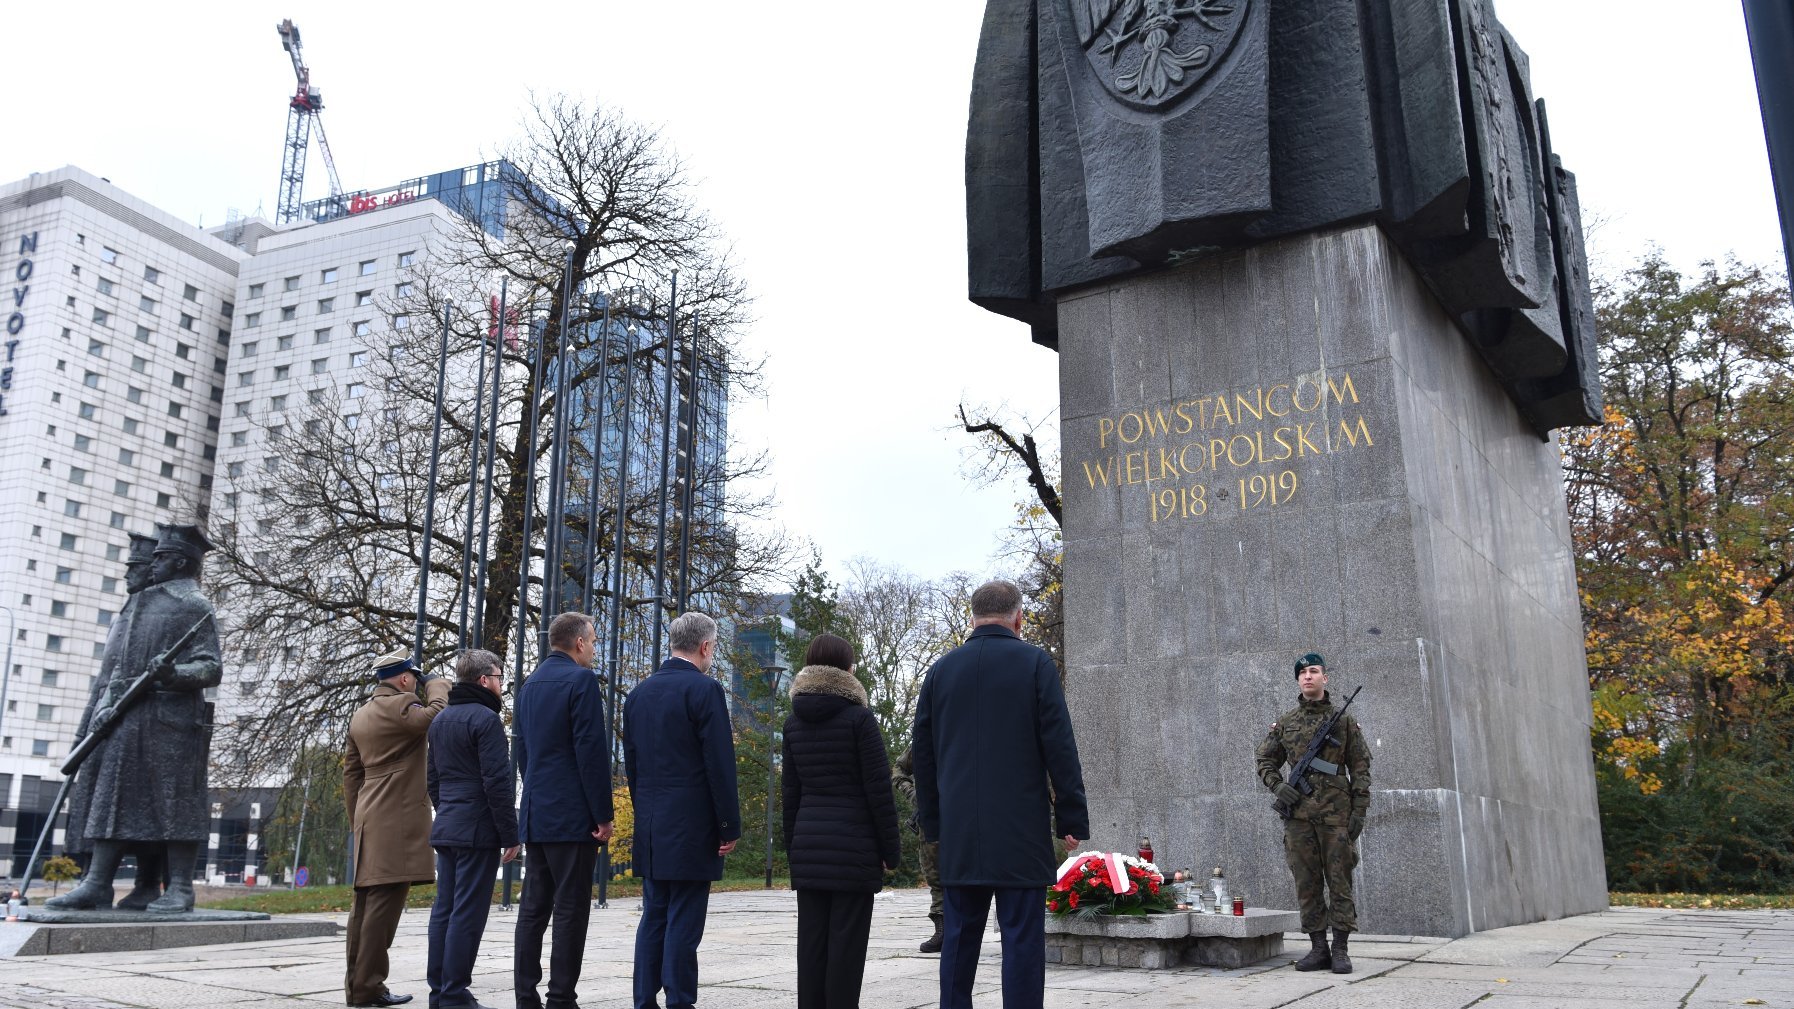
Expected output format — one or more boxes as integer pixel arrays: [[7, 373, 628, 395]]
[[1074, 369, 1375, 523]]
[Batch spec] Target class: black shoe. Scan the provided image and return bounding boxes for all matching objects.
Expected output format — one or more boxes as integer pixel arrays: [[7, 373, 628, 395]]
[[1330, 928, 1353, 974], [44, 879, 115, 911], [1293, 931, 1332, 971], [351, 993, 414, 1007], [919, 929, 943, 954]]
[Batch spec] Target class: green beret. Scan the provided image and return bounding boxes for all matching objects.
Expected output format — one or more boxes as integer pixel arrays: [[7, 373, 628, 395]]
[[1294, 653, 1326, 678]]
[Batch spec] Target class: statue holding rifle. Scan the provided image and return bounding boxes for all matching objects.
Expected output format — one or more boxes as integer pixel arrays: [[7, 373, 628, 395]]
[[47, 524, 221, 914]]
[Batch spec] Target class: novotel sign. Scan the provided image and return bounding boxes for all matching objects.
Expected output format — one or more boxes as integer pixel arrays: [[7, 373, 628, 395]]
[[2, 230, 34, 417]]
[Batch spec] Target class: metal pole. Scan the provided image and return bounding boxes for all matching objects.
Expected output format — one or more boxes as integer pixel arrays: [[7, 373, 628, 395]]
[[289, 762, 314, 890], [605, 320, 641, 771], [763, 664, 784, 889], [16, 776, 73, 899], [414, 303, 454, 661], [1745, 0, 1794, 298], [0, 604, 15, 748], [674, 314, 701, 612], [472, 279, 507, 649], [580, 297, 614, 614], [649, 273, 679, 662], [541, 247, 579, 643], [458, 319, 491, 649], [515, 306, 550, 683]]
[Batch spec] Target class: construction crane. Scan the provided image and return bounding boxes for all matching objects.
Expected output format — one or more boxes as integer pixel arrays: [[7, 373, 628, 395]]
[[274, 19, 345, 225]]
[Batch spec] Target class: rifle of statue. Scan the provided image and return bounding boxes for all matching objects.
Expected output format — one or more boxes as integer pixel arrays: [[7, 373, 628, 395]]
[[1272, 684, 1363, 821], [16, 613, 214, 899]]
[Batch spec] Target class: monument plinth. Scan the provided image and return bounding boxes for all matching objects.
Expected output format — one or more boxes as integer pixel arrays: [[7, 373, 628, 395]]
[[967, 0, 1610, 937], [1056, 223, 1605, 937]]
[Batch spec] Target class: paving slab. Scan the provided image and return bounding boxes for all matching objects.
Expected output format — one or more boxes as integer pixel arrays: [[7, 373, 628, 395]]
[[1, 892, 1791, 1008]]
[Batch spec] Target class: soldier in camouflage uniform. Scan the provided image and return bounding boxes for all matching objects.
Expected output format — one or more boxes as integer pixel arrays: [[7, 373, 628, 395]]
[[891, 745, 944, 952], [1254, 653, 1371, 974]]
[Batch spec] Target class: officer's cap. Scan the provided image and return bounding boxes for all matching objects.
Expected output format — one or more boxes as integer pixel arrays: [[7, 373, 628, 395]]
[[126, 533, 159, 566], [373, 647, 419, 679], [1294, 652, 1326, 678], [154, 524, 215, 561]]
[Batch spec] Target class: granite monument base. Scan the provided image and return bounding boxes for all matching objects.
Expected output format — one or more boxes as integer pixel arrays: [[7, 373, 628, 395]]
[[2, 906, 339, 955], [1046, 909, 1297, 969], [1056, 222, 1608, 938]]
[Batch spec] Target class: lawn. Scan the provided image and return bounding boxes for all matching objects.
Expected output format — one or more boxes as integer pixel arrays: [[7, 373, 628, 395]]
[[1610, 892, 1794, 910]]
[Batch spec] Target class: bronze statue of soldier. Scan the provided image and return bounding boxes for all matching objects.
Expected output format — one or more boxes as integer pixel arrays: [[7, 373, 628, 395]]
[[47, 524, 221, 913]]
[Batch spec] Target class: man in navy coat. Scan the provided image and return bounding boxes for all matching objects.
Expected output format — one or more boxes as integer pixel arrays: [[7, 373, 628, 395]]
[[513, 613, 614, 1009], [427, 648, 520, 1009], [624, 611, 741, 1009], [913, 580, 1088, 1009]]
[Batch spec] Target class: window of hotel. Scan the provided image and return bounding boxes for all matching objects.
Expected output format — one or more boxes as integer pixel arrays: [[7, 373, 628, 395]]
[[273, 365, 290, 381], [222, 301, 234, 317], [393, 314, 411, 330], [100, 246, 118, 264], [311, 358, 328, 374], [271, 394, 287, 410], [347, 382, 366, 399], [51, 600, 69, 617], [234, 401, 250, 417], [354, 321, 372, 337], [284, 276, 300, 292], [43, 670, 60, 686], [277, 334, 294, 351], [184, 283, 199, 301], [356, 291, 373, 307], [244, 312, 261, 328], [171, 372, 189, 389], [135, 324, 151, 343], [322, 267, 339, 283], [62, 501, 81, 518], [144, 266, 160, 284], [176, 342, 192, 359], [131, 355, 148, 373], [91, 308, 110, 327], [349, 351, 367, 367], [227, 461, 244, 478], [96, 277, 114, 295], [248, 283, 264, 298], [395, 282, 413, 298], [126, 386, 143, 404], [114, 479, 130, 496], [109, 511, 125, 529], [360, 260, 376, 276], [156, 492, 172, 508], [180, 313, 195, 330], [83, 371, 100, 388], [139, 296, 157, 314], [318, 297, 335, 313], [315, 328, 331, 343], [88, 339, 106, 357], [73, 435, 91, 453], [59, 533, 77, 550], [160, 462, 176, 478], [242, 341, 258, 357], [69, 467, 87, 485], [167, 402, 183, 419], [118, 448, 135, 465], [122, 418, 139, 435], [398, 251, 416, 267], [238, 371, 254, 386], [79, 401, 96, 419]]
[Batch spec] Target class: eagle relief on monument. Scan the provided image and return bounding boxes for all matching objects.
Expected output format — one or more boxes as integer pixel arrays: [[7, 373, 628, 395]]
[[1073, 0, 1249, 105]]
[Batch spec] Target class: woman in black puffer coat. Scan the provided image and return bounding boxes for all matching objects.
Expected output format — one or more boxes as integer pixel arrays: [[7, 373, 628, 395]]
[[782, 633, 902, 1009]]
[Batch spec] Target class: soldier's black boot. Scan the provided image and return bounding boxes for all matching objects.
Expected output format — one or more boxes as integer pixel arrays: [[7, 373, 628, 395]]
[[920, 913, 944, 953], [1294, 931, 1332, 971], [46, 841, 123, 910], [1330, 928, 1353, 974], [146, 842, 197, 913], [115, 845, 166, 911]]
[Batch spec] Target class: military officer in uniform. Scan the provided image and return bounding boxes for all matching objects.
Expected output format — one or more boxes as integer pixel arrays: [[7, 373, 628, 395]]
[[1254, 653, 1371, 974], [891, 745, 944, 952]]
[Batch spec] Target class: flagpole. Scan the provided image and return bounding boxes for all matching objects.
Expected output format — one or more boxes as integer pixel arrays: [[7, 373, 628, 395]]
[[472, 278, 507, 649], [581, 296, 615, 614], [414, 302, 453, 661], [649, 273, 679, 662], [457, 312, 491, 648]]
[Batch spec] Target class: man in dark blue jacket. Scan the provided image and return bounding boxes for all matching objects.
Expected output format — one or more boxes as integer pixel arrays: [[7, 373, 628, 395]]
[[426, 648, 520, 1009], [914, 580, 1088, 1009], [624, 611, 741, 1009], [512, 613, 614, 1009]]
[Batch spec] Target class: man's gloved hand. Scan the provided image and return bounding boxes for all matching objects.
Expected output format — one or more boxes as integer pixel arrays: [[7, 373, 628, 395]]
[[1349, 814, 1365, 841], [418, 670, 445, 686], [1274, 782, 1303, 808]]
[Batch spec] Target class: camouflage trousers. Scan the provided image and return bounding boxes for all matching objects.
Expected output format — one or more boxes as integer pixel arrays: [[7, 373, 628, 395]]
[[1283, 817, 1358, 933], [919, 836, 942, 924]]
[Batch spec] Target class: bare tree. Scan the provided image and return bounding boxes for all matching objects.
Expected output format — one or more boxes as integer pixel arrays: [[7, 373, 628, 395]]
[[957, 403, 1065, 669], [838, 560, 972, 758], [210, 95, 793, 782]]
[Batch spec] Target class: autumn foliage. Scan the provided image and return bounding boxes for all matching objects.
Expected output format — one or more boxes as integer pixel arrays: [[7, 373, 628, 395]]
[[1564, 254, 1794, 892]]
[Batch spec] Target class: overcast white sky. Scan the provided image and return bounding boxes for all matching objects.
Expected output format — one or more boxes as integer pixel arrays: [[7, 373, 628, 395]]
[[4, 1, 1784, 588]]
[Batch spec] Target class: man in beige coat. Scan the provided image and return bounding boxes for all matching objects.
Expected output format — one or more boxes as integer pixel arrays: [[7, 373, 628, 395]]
[[343, 647, 451, 1007]]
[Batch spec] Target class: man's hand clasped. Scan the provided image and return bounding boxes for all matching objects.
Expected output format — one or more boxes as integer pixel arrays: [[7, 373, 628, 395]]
[[718, 839, 738, 856], [591, 822, 614, 843]]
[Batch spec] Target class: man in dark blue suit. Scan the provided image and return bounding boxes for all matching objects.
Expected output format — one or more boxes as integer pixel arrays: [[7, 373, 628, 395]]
[[427, 648, 520, 1009], [513, 613, 614, 1009], [914, 580, 1088, 1009], [624, 612, 741, 1009]]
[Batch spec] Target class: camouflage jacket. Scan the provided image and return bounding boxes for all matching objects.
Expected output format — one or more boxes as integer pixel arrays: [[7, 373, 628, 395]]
[[1253, 691, 1371, 824]]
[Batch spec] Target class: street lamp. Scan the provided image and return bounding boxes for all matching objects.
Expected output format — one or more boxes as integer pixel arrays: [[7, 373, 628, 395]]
[[762, 663, 787, 889]]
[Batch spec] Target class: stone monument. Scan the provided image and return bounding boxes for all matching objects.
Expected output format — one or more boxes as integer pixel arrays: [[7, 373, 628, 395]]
[[967, 0, 1607, 936], [46, 524, 221, 915]]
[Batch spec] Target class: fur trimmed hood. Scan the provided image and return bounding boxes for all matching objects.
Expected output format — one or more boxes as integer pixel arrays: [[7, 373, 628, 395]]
[[790, 664, 868, 707]]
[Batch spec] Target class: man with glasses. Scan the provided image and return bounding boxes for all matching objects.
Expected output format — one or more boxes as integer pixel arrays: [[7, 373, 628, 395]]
[[513, 613, 614, 1009], [426, 649, 520, 1009]]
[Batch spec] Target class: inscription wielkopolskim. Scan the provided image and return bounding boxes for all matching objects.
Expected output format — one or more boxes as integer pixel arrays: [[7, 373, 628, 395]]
[[1073, 370, 1376, 523]]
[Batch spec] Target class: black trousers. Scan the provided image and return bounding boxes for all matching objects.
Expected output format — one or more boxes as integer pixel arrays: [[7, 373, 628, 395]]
[[795, 889, 875, 1009], [345, 882, 411, 1004], [428, 847, 500, 1008], [939, 886, 1045, 1009], [513, 842, 597, 1009]]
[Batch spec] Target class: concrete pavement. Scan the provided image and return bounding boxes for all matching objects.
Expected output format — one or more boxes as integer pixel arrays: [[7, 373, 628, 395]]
[[2, 890, 1790, 1008]]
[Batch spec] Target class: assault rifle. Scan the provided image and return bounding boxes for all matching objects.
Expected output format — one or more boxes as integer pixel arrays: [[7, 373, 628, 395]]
[[1272, 684, 1362, 821]]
